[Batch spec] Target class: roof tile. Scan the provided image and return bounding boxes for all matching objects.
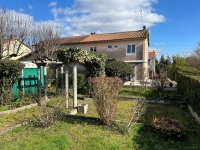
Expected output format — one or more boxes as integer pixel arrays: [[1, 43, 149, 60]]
[[60, 29, 149, 44]]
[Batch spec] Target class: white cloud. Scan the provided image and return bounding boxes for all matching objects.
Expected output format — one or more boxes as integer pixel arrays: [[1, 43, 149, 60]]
[[154, 42, 165, 45], [49, 0, 165, 36], [48, 2, 57, 7], [28, 5, 33, 9]]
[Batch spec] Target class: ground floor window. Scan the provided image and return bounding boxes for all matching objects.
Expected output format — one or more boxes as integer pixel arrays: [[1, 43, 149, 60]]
[[90, 46, 97, 52]]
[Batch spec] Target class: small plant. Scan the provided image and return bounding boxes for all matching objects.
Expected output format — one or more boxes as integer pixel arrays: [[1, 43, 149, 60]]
[[152, 117, 185, 139], [32, 98, 64, 128]]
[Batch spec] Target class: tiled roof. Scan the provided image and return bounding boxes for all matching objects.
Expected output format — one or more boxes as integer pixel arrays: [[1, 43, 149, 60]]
[[59, 29, 149, 44], [3, 38, 18, 43], [59, 35, 89, 44], [148, 51, 156, 57]]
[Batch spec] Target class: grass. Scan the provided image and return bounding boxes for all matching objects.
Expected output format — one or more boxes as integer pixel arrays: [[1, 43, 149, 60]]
[[0, 87, 200, 149], [119, 86, 178, 99]]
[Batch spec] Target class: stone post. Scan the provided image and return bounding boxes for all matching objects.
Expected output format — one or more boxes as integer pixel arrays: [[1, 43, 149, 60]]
[[61, 65, 64, 95], [65, 65, 69, 108], [55, 65, 59, 93], [73, 64, 77, 108], [44, 64, 48, 101], [37, 65, 41, 96]]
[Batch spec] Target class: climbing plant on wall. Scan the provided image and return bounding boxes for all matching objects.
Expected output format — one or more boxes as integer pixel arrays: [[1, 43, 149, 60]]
[[56, 47, 107, 78]]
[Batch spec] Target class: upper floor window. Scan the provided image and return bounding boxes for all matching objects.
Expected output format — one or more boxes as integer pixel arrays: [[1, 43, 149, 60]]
[[114, 45, 118, 49], [126, 44, 136, 54], [107, 45, 112, 49], [90, 46, 97, 52]]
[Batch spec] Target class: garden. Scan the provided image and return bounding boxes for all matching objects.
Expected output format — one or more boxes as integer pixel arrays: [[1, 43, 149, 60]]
[[1, 48, 200, 150], [0, 84, 200, 150]]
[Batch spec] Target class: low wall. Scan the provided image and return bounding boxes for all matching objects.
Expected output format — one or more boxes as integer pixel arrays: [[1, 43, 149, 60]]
[[188, 105, 200, 125]]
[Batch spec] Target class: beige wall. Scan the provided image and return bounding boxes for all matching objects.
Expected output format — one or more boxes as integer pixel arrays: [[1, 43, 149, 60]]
[[3, 40, 31, 60], [61, 38, 146, 62]]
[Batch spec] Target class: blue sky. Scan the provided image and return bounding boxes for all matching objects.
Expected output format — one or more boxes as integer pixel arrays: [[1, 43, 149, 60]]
[[1, 0, 200, 60]]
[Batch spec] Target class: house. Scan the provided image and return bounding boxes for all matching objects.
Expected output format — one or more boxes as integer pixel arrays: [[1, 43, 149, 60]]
[[148, 50, 156, 74], [0, 35, 45, 96], [1, 35, 31, 60], [58, 25, 153, 81]]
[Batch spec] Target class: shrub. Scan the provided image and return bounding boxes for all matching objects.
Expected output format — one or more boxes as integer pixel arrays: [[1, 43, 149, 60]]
[[32, 99, 64, 128], [0, 59, 24, 105], [88, 77, 123, 126], [69, 73, 86, 94], [56, 47, 107, 78], [174, 65, 200, 116], [105, 59, 134, 82], [152, 117, 185, 139]]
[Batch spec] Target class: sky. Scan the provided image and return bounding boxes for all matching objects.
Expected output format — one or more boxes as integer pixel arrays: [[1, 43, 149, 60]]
[[0, 0, 200, 60]]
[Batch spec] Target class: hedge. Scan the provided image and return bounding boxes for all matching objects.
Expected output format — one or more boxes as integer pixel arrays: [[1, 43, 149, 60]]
[[176, 66, 200, 116]]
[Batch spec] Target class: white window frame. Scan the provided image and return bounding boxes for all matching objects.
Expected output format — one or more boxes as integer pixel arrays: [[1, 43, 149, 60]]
[[113, 45, 118, 49], [107, 45, 112, 49], [89, 46, 97, 52], [126, 44, 136, 54]]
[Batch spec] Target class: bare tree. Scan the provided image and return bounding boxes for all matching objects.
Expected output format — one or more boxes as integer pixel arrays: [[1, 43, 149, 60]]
[[136, 67, 149, 89], [151, 69, 168, 95], [186, 42, 200, 70], [0, 8, 33, 59], [30, 22, 60, 60], [29, 22, 61, 101]]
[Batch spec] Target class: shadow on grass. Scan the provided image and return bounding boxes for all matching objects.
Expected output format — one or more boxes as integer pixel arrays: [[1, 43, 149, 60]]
[[61, 114, 131, 135], [131, 124, 200, 150], [131, 103, 200, 150], [62, 115, 103, 126], [120, 87, 178, 99]]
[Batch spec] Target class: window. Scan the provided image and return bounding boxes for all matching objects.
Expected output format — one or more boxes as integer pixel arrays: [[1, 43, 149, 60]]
[[126, 44, 136, 54], [114, 45, 118, 49], [107, 45, 112, 49], [90, 46, 97, 52]]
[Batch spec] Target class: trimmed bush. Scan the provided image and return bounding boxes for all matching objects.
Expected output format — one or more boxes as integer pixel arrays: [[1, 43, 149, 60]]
[[88, 77, 123, 126], [105, 59, 134, 82], [175, 66, 200, 116]]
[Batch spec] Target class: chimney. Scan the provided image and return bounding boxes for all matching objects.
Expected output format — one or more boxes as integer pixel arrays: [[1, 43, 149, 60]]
[[10, 34, 17, 39], [143, 25, 146, 30], [91, 32, 95, 35]]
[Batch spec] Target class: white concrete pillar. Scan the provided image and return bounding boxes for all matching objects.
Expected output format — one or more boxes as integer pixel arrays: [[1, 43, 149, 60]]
[[65, 65, 69, 108], [37, 65, 41, 95], [21, 69, 24, 94], [142, 39, 149, 78], [73, 64, 77, 108], [44, 64, 48, 101], [55, 65, 58, 93], [61, 65, 64, 93]]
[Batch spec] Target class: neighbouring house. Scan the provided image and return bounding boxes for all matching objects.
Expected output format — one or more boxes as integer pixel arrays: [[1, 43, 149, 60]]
[[1, 35, 31, 60], [58, 25, 153, 81], [148, 50, 156, 78], [1, 35, 44, 96]]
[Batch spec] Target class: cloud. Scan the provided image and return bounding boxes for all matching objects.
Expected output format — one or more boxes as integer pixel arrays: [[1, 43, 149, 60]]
[[48, 2, 57, 7], [154, 42, 165, 45], [28, 5, 33, 9], [49, 0, 165, 36]]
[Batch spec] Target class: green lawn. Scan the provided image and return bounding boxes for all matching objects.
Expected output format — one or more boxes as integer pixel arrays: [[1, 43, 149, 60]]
[[0, 88, 200, 150]]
